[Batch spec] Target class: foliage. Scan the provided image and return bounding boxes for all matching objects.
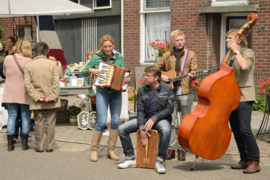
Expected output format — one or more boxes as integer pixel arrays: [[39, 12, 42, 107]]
[[252, 94, 266, 112], [0, 55, 4, 59], [68, 105, 82, 116], [128, 95, 135, 102], [0, 21, 5, 47], [149, 39, 174, 63], [256, 75, 270, 96]]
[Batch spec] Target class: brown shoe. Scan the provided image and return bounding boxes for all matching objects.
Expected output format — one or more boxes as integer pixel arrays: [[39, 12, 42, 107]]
[[166, 149, 175, 160], [178, 150, 186, 161], [46, 149, 53, 152], [231, 161, 251, 169], [35, 149, 44, 153], [243, 160, 260, 174]]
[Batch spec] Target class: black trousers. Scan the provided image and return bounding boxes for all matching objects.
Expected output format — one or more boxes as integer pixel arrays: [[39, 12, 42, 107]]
[[229, 101, 260, 162]]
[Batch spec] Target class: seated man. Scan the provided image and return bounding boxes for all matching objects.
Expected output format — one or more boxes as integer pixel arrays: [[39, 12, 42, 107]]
[[118, 65, 175, 174]]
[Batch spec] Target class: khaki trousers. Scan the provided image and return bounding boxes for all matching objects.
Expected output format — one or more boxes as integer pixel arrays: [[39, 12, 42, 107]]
[[169, 93, 193, 151], [34, 108, 57, 151]]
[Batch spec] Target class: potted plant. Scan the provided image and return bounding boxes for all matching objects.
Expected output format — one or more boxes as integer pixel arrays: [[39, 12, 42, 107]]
[[68, 105, 82, 125]]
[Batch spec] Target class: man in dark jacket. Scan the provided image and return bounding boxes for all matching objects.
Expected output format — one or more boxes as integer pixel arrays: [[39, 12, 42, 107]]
[[118, 65, 175, 174]]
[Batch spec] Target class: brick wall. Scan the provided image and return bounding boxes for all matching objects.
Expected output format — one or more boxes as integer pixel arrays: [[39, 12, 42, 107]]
[[123, 0, 270, 90], [123, 0, 141, 86], [249, 0, 270, 73], [0, 16, 37, 52]]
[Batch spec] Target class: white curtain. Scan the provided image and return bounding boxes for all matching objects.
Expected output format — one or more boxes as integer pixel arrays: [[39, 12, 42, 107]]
[[145, 12, 170, 60]]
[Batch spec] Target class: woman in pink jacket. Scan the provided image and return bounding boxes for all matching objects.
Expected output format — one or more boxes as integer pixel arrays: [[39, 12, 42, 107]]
[[2, 39, 32, 151]]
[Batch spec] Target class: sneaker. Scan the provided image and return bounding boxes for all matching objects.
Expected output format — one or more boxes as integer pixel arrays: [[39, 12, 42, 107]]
[[102, 130, 110, 137], [155, 160, 166, 174], [118, 158, 136, 169]]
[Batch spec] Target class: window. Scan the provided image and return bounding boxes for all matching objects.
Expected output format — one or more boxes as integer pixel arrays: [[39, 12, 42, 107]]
[[212, 0, 248, 6], [140, 0, 171, 64], [93, 0, 112, 10]]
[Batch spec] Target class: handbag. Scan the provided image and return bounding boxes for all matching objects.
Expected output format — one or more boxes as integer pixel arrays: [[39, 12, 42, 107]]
[[13, 55, 24, 75]]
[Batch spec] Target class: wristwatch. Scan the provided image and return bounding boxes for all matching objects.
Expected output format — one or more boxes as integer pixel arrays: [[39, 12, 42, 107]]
[[234, 51, 240, 55]]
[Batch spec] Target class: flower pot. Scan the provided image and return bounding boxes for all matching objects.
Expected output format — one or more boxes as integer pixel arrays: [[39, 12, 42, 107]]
[[70, 116, 77, 125]]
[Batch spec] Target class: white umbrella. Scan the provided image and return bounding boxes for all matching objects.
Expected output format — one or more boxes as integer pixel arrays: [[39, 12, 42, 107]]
[[0, 0, 94, 41]]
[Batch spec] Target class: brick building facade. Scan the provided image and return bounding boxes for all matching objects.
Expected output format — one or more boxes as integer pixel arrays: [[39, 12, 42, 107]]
[[123, 0, 270, 86], [0, 17, 37, 53]]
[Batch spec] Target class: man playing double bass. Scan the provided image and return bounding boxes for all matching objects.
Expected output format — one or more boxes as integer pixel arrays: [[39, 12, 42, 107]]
[[226, 29, 260, 174], [155, 30, 197, 161]]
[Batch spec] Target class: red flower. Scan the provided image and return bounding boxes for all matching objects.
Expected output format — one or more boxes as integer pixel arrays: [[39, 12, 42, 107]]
[[262, 78, 265, 81], [256, 80, 260, 84], [156, 39, 160, 42], [166, 41, 170, 45], [193, 83, 196, 88], [259, 90, 262, 94], [262, 89, 266, 93], [151, 54, 154, 57], [150, 42, 155, 46], [163, 46, 168, 50], [267, 91, 269, 95], [266, 75, 269, 79], [163, 39, 166, 42], [259, 83, 264, 89]]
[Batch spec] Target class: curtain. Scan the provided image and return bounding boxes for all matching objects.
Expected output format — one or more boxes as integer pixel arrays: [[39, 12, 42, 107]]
[[145, 12, 170, 60]]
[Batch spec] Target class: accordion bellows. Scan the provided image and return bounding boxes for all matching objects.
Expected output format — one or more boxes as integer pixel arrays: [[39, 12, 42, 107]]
[[94, 62, 130, 92]]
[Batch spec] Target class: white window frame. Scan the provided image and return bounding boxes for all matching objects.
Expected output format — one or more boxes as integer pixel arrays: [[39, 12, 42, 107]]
[[92, 0, 112, 10], [212, 0, 248, 6], [140, 0, 171, 65], [220, 12, 250, 63]]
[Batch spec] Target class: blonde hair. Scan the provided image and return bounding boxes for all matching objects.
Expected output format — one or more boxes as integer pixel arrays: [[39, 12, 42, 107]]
[[13, 39, 32, 57], [226, 29, 248, 48], [170, 30, 185, 40], [48, 56, 63, 79], [96, 35, 115, 53]]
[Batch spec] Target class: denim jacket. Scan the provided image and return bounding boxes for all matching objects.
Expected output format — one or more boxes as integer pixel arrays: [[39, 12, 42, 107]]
[[137, 82, 175, 130]]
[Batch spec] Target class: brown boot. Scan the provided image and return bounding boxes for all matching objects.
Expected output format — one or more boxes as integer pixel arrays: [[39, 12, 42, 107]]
[[231, 161, 251, 169], [90, 130, 103, 162], [243, 160, 260, 174], [178, 150, 186, 161], [107, 129, 119, 161], [166, 149, 175, 160]]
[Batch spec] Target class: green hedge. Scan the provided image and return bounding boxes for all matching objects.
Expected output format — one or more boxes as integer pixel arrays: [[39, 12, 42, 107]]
[[252, 94, 267, 112]]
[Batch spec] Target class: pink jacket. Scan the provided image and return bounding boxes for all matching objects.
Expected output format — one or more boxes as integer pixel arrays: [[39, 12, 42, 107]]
[[2, 53, 32, 104]]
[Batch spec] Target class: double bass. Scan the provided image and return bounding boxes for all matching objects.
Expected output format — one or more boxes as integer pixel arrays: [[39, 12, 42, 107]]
[[177, 12, 258, 160]]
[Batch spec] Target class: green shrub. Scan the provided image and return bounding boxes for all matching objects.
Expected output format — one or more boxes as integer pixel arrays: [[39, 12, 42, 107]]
[[68, 105, 81, 116], [252, 94, 266, 112], [128, 95, 135, 101]]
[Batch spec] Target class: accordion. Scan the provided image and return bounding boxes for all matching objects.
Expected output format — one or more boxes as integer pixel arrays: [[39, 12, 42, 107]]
[[94, 62, 130, 92]]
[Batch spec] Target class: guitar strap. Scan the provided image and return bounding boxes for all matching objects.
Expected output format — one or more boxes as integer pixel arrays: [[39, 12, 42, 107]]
[[175, 49, 189, 95]]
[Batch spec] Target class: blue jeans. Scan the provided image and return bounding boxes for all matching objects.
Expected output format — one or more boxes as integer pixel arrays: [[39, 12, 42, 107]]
[[14, 107, 22, 139], [6, 103, 30, 135], [118, 118, 171, 162], [95, 90, 122, 132]]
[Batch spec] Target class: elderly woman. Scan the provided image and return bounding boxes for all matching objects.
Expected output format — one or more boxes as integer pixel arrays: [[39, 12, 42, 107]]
[[82, 35, 130, 162], [2, 39, 32, 151]]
